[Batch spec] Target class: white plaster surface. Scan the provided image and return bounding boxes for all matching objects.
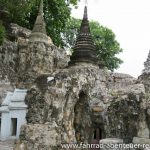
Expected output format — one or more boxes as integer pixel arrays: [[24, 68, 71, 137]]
[[0, 89, 27, 140]]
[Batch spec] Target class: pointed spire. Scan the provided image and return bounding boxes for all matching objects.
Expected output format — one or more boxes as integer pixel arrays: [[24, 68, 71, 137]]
[[38, 0, 43, 15], [83, 5, 88, 20], [69, 5, 99, 66], [29, 0, 49, 43], [79, 6, 90, 35]]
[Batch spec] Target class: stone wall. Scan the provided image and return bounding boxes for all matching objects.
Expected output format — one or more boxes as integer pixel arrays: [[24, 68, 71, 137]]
[[106, 89, 147, 143], [139, 74, 150, 94], [0, 78, 14, 104], [19, 67, 107, 149], [18, 66, 148, 150], [0, 40, 18, 82], [107, 73, 136, 90], [0, 24, 31, 103], [1, 23, 150, 150], [106, 73, 148, 143], [0, 40, 17, 103], [142, 50, 150, 75], [8, 23, 31, 41], [17, 41, 69, 88], [0, 23, 69, 96]]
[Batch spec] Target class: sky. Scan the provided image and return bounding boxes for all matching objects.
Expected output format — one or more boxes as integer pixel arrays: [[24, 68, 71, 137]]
[[71, 0, 150, 78]]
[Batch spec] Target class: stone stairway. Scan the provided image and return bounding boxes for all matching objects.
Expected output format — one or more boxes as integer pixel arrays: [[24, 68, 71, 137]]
[[0, 140, 15, 150], [0, 145, 13, 150]]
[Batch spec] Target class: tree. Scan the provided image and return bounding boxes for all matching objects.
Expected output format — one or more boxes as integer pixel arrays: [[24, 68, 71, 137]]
[[0, 0, 123, 70], [0, 24, 5, 45], [0, 0, 78, 46], [63, 17, 123, 71], [90, 21, 123, 71]]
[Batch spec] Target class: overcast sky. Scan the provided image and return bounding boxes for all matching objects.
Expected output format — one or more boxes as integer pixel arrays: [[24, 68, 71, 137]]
[[71, 0, 150, 77]]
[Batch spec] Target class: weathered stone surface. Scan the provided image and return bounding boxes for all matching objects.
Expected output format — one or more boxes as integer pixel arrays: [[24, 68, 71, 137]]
[[0, 77, 14, 104], [1, 1, 150, 149], [133, 137, 150, 144], [1, 25, 149, 150], [18, 67, 107, 148], [139, 74, 150, 93], [0, 23, 31, 86], [142, 50, 150, 74], [92, 106, 104, 112], [0, 40, 18, 82], [1, 6, 150, 150], [137, 120, 149, 139], [107, 72, 137, 91], [144, 147, 150, 150], [14, 140, 27, 150], [9, 23, 31, 41], [100, 138, 123, 150], [17, 63, 148, 149], [0, 25, 69, 88], [0, 139, 15, 150], [0, 40, 17, 104], [20, 123, 61, 150], [100, 138, 123, 143], [106, 92, 145, 143], [17, 42, 69, 88], [29, 0, 49, 44], [139, 50, 150, 94]]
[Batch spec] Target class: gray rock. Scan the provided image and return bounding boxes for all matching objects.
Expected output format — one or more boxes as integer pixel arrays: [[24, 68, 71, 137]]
[[1, 19, 150, 150], [100, 138, 123, 150]]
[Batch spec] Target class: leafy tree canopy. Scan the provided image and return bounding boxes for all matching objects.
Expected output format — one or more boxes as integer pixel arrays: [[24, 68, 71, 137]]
[[63, 17, 123, 71], [0, 0, 78, 46], [0, 0, 123, 70]]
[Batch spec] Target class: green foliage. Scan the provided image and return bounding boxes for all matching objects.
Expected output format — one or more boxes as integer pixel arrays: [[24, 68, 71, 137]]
[[0, 0, 122, 70], [0, 0, 31, 25], [63, 17, 80, 50], [0, 0, 78, 46], [63, 17, 123, 71], [90, 21, 123, 71], [0, 24, 6, 45]]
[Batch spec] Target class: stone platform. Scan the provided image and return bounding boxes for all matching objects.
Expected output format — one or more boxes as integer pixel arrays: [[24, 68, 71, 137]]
[[0, 140, 15, 150]]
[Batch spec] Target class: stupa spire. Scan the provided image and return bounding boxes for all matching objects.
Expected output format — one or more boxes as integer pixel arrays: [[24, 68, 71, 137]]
[[69, 5, 98, 66], [38, 0, 43, 15], [79, 5, 90, 35], [83, 4, 88, 19], [29, 0, 48, 43]]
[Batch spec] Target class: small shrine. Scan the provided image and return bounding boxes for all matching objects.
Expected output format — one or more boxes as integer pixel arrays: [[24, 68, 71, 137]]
[[0, 89, 27, 140]]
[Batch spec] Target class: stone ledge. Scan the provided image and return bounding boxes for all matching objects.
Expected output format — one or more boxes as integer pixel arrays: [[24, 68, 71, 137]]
[[133, 137, 150, 144]]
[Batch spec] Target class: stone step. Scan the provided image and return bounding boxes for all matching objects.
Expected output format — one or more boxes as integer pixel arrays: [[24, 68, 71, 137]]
[[0, 140, 15, 150], [0, 145, 13, 150]]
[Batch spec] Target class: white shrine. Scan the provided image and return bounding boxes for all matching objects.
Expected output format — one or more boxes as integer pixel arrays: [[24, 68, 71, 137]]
[[0, 89, 27, 140]]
